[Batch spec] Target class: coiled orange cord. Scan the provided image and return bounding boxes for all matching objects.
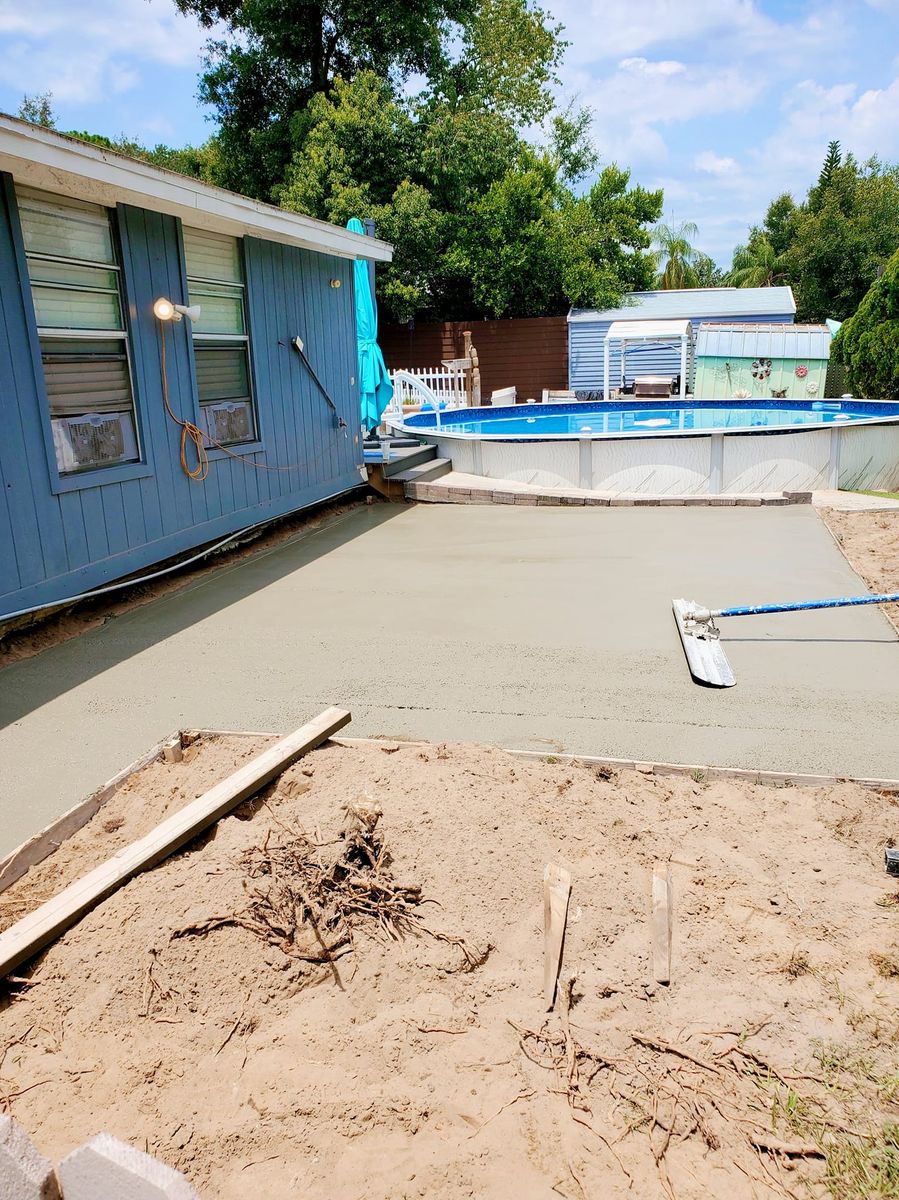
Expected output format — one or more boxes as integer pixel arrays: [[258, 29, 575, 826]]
[[157, 317, 209, 480], [157, 317, 350, 481]]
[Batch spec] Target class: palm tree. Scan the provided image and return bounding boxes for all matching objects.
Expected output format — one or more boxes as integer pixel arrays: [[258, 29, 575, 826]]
[[728, 236, 787, 287], [652, 221, 702, 289]]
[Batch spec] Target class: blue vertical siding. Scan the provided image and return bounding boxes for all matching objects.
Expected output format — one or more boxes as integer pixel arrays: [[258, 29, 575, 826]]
[[0, 177, 364, 616], [569, 313, 795, 393]]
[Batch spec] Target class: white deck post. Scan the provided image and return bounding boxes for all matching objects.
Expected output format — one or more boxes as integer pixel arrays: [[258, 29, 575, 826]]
[[603, 338, 610, 401], [679, 335, 687, 399]]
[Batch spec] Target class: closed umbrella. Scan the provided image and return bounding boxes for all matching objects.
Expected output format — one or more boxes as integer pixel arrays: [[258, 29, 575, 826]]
[[348, 217, 393, 432]]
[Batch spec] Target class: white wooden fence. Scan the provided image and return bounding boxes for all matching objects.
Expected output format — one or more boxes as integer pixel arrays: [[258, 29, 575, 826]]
[[386, 366, 466, 413]]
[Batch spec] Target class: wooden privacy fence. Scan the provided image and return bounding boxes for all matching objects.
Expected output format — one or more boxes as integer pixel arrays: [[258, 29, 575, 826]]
[[380, 316, 568, 402]]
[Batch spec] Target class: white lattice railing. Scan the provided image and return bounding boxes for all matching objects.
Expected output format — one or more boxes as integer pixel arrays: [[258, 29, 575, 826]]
[[386, 366, 467, 414]]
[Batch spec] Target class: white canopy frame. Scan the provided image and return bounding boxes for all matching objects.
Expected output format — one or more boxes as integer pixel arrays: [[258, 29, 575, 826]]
[[603, 318, 693, 401]]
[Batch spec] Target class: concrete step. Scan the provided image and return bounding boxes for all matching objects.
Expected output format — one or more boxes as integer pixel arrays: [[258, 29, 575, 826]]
[[381, 445, 436, 477], [363, 437, 422, 450], [392, 458, 452, 485]]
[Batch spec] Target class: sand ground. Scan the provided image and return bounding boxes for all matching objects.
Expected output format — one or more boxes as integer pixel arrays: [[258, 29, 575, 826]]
[[0, 734, 897, 1199]]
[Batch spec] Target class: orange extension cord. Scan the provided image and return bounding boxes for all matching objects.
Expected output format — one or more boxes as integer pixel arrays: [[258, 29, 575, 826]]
[[157, 318, 337, 481]]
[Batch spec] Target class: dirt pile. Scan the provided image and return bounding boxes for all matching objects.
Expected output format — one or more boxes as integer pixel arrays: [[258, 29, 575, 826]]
[[823, 507, 899, 632], [0, 736, 897, 1198]]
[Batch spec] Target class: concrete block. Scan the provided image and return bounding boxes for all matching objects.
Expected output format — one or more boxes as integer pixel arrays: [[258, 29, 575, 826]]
[[561, 496, 585, 506], [584, 496, 610, 506], [610, 498, 635, 506], [491, 491, 518, 504], [633, 498, 660, 506], [58, 1134, 199, 1200], [0, 1116, 60, 1199], [735, 497, 762, 506], [513, 495, 538, 505], [537, 495, 562, 505], [659, 498, 685, 506]]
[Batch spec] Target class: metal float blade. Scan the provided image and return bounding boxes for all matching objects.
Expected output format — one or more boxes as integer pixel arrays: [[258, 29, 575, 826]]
[[672, 598, 736, 688]]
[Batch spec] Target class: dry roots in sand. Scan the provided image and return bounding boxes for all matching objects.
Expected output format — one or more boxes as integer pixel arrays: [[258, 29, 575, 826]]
[[511, 986, 897, 1200], [172, 800, 489, 977]]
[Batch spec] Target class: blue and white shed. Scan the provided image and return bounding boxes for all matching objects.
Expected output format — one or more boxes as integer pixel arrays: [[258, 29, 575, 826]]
[[568, 286, 796, 395], [0, 115, 393, 618]]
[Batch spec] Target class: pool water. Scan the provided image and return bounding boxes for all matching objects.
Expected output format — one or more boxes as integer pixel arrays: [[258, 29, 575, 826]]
[[402, 398, 899, 439]]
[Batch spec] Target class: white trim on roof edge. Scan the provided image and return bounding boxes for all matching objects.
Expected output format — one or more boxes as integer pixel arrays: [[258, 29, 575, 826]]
[[0, 115, 393, 263], [568, 285, 796, 322]]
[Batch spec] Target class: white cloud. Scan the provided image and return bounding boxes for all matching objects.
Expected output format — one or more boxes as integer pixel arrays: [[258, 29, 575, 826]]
[[694, 151, 739, 176], [0, 0, 207, 103], [758, 76, 899, 179], [617, 57, 685, 77]]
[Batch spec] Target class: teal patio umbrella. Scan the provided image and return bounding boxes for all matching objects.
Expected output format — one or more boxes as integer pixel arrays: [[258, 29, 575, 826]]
[[347, 217, 393, 431]]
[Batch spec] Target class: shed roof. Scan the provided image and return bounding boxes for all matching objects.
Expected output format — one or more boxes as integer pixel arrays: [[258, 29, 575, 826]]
[[0, 114, 393, 263], [696, 322, 831, 359], [569, 286, 796, 324], [606, 318, 692, 341]]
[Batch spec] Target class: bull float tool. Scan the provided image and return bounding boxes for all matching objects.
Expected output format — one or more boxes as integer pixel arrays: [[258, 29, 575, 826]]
[[673, 591, 899, 688]]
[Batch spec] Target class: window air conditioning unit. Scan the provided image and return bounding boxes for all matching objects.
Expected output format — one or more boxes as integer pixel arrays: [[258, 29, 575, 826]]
[[52, 412, 138, 473], [203, 401, 253, 445]]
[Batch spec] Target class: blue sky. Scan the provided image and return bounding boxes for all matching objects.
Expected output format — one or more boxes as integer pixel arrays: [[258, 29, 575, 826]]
[[1, 0, 898, 263]]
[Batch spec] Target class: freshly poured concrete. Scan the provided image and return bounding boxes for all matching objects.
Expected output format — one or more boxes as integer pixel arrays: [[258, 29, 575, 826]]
[[1, 503, 898, 856]]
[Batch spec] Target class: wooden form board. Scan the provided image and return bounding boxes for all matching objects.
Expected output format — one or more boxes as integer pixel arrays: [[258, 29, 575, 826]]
[[0, 707, 350, 980], [652, 863, 672, 985], [0, 730, 180, 896], [544, 863, 572, 1010]]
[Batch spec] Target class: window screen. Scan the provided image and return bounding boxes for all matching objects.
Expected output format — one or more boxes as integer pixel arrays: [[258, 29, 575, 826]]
[[17, 187, 139, 475], [183, 227, 256, 446]]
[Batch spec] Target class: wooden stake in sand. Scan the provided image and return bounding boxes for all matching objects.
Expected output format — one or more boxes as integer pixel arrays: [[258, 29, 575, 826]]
[[0, 706, 351, 980], [652, 862, 673, 985], [543, 863, 572, 1010]]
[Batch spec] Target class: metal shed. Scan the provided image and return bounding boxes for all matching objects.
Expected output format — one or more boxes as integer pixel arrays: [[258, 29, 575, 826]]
[[603, 319, 693, 400], [693, 323, 832, 400], [568, 286, 796, 396]]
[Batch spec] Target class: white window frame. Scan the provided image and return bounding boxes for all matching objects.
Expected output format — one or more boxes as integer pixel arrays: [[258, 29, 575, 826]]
[[183, 228, 258, 448], [17, 187, 142, 479]]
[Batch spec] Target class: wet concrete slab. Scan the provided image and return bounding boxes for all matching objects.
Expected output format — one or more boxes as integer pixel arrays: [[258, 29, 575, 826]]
[[1, 503, 897, 855]]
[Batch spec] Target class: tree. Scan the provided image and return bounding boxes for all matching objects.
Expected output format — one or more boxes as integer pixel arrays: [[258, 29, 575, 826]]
[[652, 221, 706, 289], [811, 139, 841, 210], [728, 236, 788, 288], [832, 246, 899, 400], [173, 0, 474, 198], [730, 145, 899, 321], [18, 93, 56, 127], [279, 61, 662, 322]]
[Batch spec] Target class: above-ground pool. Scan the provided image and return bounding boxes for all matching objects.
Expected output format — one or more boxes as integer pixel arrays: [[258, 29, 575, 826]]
[[391, 398, 899, 496]]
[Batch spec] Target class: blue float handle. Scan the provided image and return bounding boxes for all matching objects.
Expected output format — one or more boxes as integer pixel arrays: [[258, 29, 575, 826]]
[[714, 592, 899, 619]]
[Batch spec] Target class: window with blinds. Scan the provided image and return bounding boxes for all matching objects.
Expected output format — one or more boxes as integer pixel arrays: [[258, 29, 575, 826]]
[[16, 187, 140, 475], [182, 227, 256, 446]]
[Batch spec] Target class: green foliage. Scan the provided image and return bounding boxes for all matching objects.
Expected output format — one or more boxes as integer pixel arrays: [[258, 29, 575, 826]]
[[18, 92, 56, 127], [832, 247, 899, 400], [174, 0, 473, 198], [731, 145, 899, 321], [728, 235, 788, 288], [61, 129, 222, 186], [279, 63, 661, 322], [652, 221, 713, 289]]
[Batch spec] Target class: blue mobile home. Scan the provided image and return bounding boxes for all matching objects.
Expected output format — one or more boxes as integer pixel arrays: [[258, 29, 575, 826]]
[[0, 116, 392, 618], [568, 286, 796, 394]]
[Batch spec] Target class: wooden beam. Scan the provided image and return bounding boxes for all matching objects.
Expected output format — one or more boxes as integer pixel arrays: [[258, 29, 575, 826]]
[[0, 731, 179, 896], [0, 707, 351, 980], [652, 863, 672, 985], [544, 863, 572, 1010]]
